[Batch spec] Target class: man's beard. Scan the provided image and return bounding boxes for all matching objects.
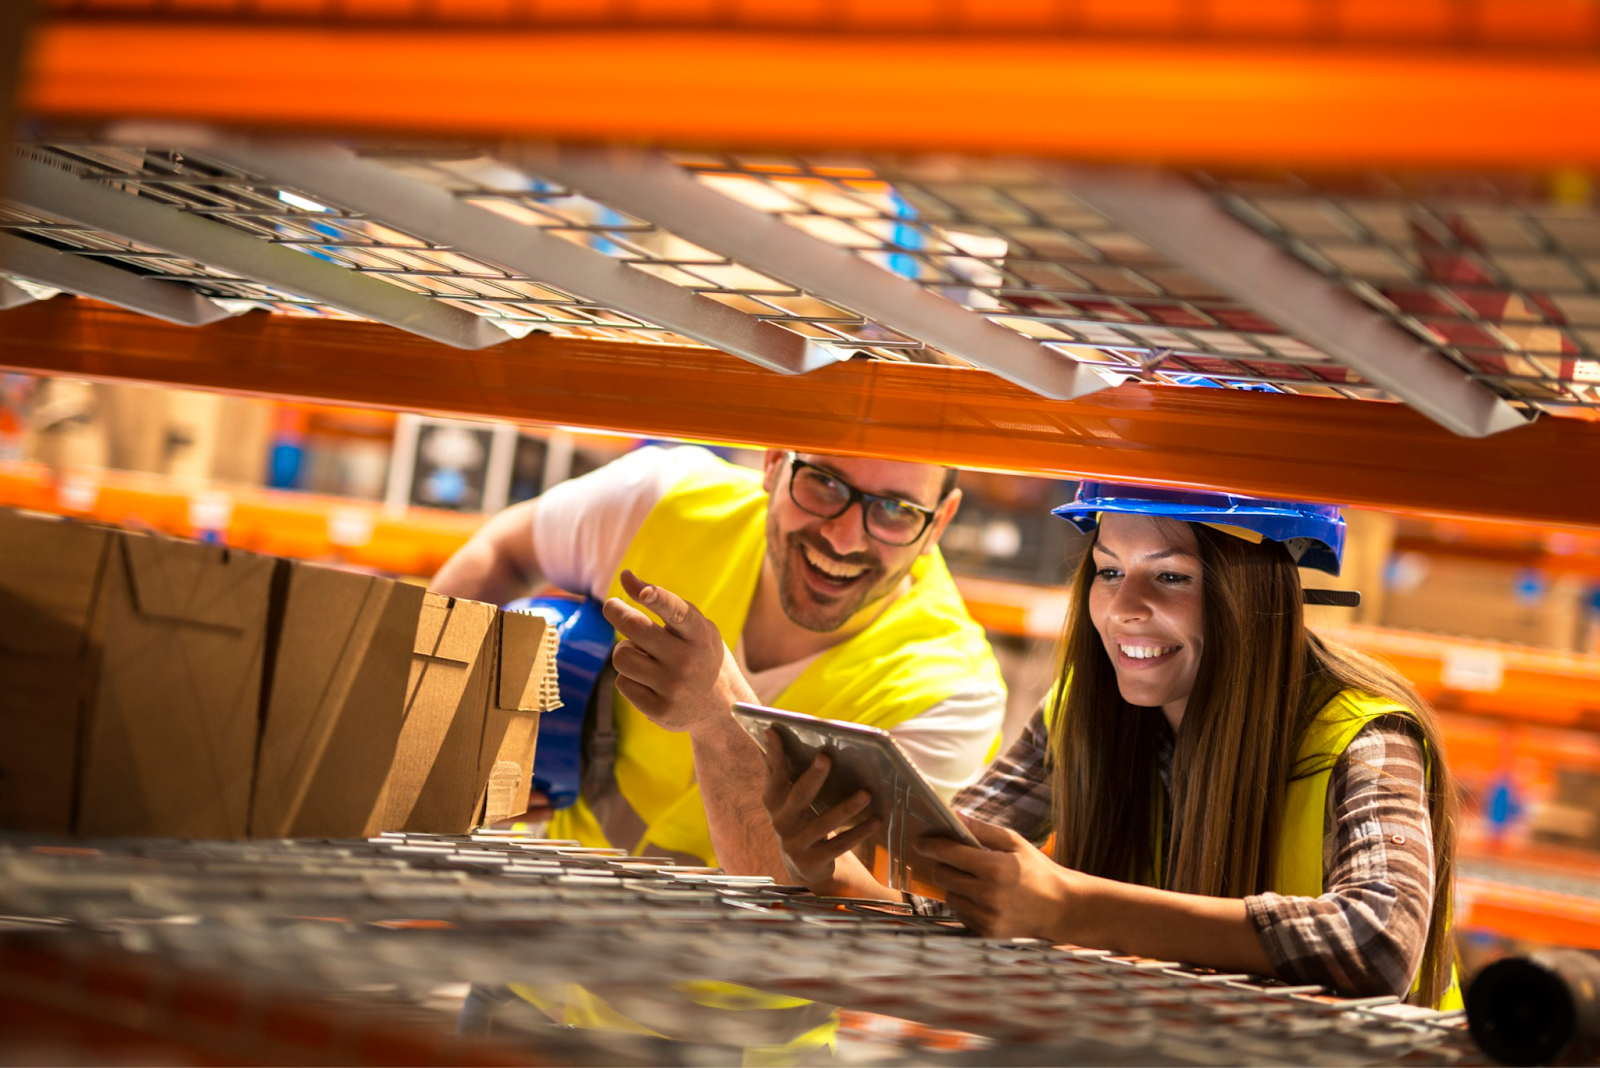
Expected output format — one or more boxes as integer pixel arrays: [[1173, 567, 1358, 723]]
[[769, 525, 900, 634]]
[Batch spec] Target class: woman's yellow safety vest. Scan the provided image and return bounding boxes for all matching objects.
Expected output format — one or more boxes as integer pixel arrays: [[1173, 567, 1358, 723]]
[[547, 459, 1004, 866], [1045, 685, 1461, 1009], [1276, 688, 1462, 1010]]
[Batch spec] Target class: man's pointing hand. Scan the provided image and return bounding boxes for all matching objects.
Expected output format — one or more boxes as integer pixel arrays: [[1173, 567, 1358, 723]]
[[602, 569, 758, 735]]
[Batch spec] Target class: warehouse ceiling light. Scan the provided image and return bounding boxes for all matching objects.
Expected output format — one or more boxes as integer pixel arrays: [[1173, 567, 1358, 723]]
[[2, 153, 514, 350], [1054, 166, 1530, 438], [168, 135, 843, 378], [517, 144, 1122, 402]]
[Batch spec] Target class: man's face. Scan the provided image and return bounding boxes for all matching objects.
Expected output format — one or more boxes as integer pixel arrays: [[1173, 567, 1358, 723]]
[[761, 451, 960, 634]]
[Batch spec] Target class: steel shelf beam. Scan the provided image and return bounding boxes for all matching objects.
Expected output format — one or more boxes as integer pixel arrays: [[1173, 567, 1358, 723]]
[[21, 20, 1600, 167], [2, 155, 511, 350], [3, 298, 1597, 531], [519, 145, 1109, 400], [0, 277, 38, 309], [177, 138, 837, 376], [0, 232, 233, 325], [1055, 166, 1529, 438]]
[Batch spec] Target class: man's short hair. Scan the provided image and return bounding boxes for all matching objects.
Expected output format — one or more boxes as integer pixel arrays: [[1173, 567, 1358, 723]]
[[940, 467, 959, 500]]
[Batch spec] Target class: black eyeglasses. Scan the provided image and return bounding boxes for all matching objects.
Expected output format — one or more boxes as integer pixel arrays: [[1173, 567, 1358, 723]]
[[785, 453, 939, 547]]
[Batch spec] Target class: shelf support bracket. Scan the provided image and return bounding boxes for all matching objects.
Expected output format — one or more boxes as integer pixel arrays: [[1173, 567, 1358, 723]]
[[0, 275, 39, 309], [516, 144, 1120, 402], [0, 231, 234, 325], [3, 153, 512, 350], [172, 136, 839, 377], [1053, 165, 1529, 438]]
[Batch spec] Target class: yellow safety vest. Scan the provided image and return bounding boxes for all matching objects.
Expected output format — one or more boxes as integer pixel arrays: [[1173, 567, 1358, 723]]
[[548, 459, 1005, 866], [508, 980, 838, 1066], [1045, 686, 1462, 1009], [1275, 688, 1463, 1010]]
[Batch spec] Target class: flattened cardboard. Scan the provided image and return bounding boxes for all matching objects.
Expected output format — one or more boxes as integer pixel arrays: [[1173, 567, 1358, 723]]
[[77, 534, 275, 839], [483, 760, 526, 827], [479, 611, 559, 825], [380, 593, 498, 833], [250, 564, 425, 838], [0, 511, 113, 833]]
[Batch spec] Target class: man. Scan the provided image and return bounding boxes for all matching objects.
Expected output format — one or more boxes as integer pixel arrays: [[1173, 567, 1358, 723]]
[[431, 444, 1005, 880]]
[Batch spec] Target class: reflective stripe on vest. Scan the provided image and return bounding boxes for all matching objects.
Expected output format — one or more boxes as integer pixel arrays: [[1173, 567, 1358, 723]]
[[548, 458, 1005, 866]]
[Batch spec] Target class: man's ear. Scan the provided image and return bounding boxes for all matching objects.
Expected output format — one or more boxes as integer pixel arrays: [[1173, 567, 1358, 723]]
[[919, 487, 963, 555], [761, 449, 787, 495]]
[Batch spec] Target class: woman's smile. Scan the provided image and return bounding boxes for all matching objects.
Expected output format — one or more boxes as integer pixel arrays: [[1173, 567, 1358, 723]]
[[1088, 514, 1205, 728]]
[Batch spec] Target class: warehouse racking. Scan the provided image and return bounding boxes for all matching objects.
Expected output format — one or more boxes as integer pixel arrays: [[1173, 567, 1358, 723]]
[[4, 0, 1600, 1062], [0, 831, 1496, 1066]]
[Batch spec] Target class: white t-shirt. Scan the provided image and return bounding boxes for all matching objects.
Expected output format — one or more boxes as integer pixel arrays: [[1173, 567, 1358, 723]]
[[532, 445, 1005, 796]]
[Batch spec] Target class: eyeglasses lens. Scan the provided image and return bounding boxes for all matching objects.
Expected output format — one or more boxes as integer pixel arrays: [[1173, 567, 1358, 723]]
[[792, 467, 850, 516], [865, 500, 924, 544]]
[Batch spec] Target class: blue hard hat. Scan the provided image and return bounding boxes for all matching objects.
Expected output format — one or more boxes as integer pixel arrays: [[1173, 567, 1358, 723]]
[[1052, 480, 1347, 577], [502, 593, 616, 810]]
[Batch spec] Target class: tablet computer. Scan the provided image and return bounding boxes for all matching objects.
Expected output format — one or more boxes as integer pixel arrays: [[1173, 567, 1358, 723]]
[[731, 703, 981, 890]]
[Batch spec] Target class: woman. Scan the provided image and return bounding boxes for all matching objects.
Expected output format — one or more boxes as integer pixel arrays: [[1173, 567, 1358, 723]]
[[761, 482, 1460, 1008]]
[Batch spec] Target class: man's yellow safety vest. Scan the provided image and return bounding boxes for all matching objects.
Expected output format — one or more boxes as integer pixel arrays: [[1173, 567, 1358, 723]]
[[547, 459, 1005, 867]]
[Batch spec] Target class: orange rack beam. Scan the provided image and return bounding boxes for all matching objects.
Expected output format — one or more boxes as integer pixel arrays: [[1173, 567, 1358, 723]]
[[20, 4, 1600, 167], [1319, 625, 1600, 733], [6, 299, 1600, 531], [1394, 518, 1600, 583], [1457, 877, 1600, 952]]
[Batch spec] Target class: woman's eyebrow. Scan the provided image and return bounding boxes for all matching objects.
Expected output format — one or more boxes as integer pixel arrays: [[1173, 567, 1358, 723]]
[[1094, 546, 1197, 563]]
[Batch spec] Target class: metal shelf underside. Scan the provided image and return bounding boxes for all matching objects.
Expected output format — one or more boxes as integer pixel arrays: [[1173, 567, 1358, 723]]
[[4, 143, 1597, 428]]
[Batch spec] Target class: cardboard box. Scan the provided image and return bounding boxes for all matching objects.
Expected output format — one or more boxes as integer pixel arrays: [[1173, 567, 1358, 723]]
[[250, 565, 427, 838], [0, 508, 559, 840], [482, 610, 560, 826], [0, 510, 113, 834], [76, 532, 277, 838], [1381, 557, 1586, 650], [379, 594, 557, 834]]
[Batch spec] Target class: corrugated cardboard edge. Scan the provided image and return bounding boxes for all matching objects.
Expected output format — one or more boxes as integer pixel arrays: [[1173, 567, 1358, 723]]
[[479, 611, 561, 826], [379, 592, 497, 833]]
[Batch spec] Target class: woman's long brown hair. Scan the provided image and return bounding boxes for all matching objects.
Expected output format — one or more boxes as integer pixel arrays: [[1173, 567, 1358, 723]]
[[1047, 522, 1458, 1005]]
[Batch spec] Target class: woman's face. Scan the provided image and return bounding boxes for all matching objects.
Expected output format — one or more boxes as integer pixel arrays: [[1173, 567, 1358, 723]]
[[1087, 514, 1205, 729]]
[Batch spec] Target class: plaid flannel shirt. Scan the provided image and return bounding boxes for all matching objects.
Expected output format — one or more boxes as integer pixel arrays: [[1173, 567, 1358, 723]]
[[937, 706, 1435, 999]]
